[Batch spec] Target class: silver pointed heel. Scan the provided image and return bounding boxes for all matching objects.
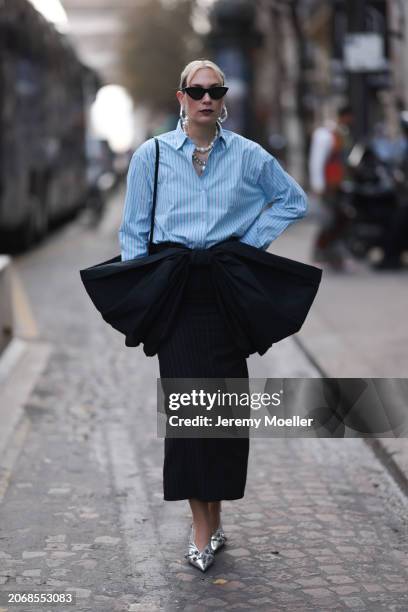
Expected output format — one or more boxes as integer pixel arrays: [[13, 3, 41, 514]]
[[210, 524, 227, 553], [184, 524, 215, 572]]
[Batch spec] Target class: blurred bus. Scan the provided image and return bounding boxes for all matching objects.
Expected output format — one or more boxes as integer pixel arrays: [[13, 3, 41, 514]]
[[0, 0, 101, 252]]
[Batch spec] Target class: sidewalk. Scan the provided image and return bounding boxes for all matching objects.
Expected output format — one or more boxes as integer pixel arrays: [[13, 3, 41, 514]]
[[270, 213, 408, 378], [269, 214, 408, 493]]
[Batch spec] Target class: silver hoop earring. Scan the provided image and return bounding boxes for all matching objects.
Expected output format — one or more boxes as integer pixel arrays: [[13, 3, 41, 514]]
[[218, 104, 228, 124], [180, 106, 189, 129]]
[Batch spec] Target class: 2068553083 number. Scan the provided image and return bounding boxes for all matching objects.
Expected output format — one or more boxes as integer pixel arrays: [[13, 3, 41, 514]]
[[4, 591, 75, 605]]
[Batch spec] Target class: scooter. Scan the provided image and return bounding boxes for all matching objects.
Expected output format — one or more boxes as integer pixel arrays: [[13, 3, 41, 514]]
[[339, 143, 399, 259]]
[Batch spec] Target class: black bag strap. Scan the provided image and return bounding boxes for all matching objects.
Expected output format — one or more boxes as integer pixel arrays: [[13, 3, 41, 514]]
[[149, 137, 159, 253]]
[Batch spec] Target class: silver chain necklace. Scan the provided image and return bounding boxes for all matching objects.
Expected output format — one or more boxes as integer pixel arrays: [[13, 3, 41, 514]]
[[182, 122, 219, 172], [192, 153, 208, 168]]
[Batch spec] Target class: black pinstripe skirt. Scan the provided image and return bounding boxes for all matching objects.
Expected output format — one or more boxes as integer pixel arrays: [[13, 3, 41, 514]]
[[157, 259, 250, 502]]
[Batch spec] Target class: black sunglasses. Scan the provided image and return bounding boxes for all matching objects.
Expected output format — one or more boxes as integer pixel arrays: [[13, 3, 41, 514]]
[[181, 86, 229, 100]]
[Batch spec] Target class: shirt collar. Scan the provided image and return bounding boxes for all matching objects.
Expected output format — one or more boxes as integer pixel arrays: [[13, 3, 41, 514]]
[[174, 118, 228, 150]]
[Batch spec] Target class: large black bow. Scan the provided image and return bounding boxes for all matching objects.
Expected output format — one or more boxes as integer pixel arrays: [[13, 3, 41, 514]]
[[79, 240, 322, 357]]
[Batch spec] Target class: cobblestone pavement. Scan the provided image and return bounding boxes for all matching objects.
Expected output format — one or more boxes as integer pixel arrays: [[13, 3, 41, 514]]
[[0, 194, 407, 611]]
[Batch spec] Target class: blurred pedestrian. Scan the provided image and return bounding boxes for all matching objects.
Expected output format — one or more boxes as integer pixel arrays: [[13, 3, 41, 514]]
[[372, 111, 408, 270], [309, 105, 354, 270]]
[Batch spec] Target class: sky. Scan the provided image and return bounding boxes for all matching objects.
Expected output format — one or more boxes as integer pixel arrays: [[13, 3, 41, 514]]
[[28, 0, 69, 32]]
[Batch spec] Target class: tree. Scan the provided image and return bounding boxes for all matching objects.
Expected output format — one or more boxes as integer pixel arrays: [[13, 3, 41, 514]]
[[119, 0, 205, 114]]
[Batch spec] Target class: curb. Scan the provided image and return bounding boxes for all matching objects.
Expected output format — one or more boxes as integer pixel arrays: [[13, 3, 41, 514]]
[[364, 438, 408, 498], [295, 335, 408, 498], [0, 254, 13, 354], [0, 337, 52, 499]]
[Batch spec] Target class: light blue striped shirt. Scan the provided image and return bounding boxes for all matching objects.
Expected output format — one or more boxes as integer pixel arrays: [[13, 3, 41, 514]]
[[119, 118, 307, 260]]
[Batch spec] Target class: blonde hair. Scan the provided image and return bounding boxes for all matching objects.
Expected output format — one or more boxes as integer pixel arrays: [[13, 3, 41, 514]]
[[179, 59, 225, 90]]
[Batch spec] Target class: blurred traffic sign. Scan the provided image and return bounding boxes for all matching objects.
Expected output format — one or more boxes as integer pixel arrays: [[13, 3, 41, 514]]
[[344, 33, 387, 72]]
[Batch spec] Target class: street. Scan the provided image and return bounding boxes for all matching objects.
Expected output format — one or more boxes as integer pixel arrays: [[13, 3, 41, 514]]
[[0, 188, 407, 612]]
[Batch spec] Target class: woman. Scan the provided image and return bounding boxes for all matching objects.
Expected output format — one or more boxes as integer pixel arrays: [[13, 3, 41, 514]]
[[116, 59, 310, 572]]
